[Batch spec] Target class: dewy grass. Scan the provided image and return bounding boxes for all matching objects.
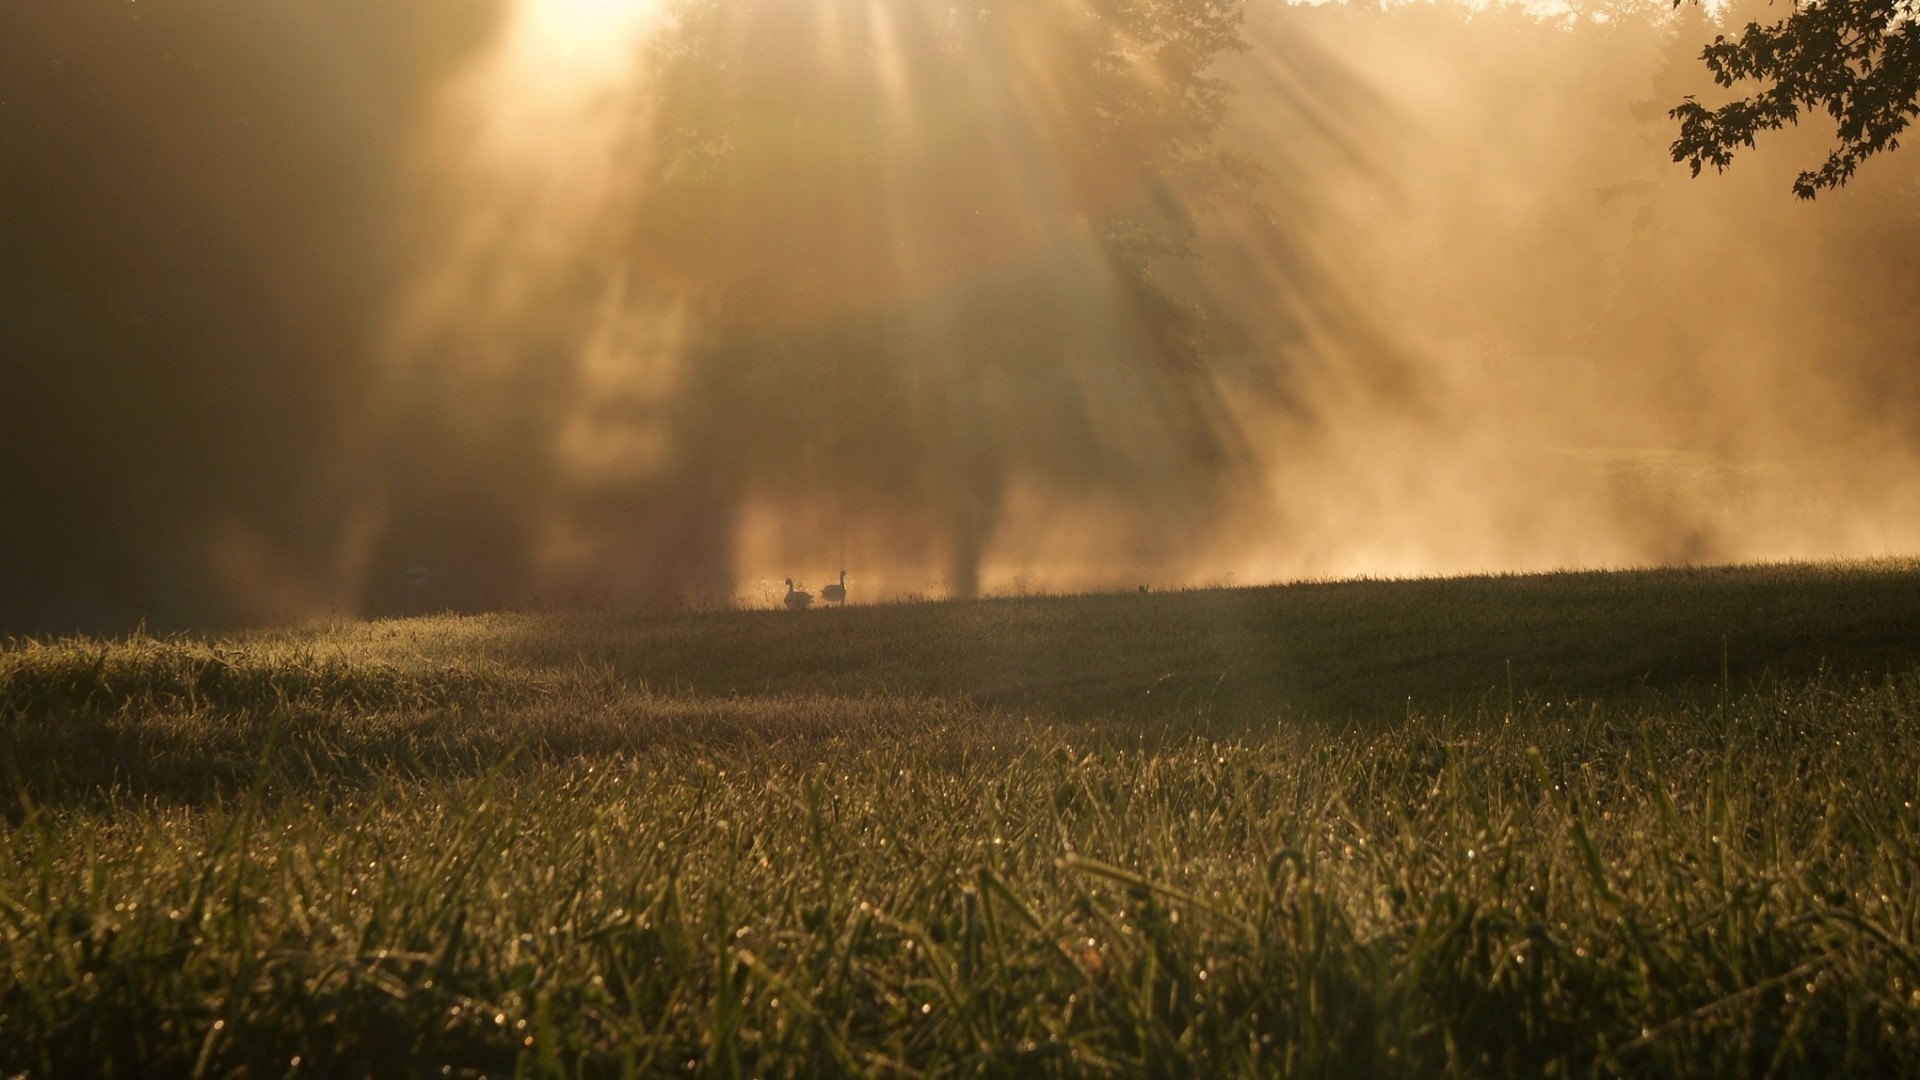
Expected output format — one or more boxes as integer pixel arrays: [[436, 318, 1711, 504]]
[[3, 563, 1920, 1075]]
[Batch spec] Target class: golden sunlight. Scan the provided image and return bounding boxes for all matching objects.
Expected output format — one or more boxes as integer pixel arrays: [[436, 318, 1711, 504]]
[[13, 0, 1920, 629], [336, 0, 1920, 612], [455, 0, 662, 172], [497, 0, 661, 99], [515, 0, 660, 60]]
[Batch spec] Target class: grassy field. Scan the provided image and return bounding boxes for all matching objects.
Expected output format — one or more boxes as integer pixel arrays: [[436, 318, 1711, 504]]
[[4, 561, 1920, 1076]]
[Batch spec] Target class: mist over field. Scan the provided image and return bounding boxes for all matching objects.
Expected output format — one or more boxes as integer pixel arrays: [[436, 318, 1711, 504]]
[[5, 0, 1919, 634], [8, 6, 1920, 1070]]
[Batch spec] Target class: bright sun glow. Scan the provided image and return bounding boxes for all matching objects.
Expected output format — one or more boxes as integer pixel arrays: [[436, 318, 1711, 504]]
[[468, 0, 662, 159], [509, 0, 660, 80]]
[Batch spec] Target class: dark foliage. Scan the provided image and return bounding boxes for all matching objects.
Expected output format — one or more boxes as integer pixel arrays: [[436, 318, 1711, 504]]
[[1672, 0, 1920, 196]]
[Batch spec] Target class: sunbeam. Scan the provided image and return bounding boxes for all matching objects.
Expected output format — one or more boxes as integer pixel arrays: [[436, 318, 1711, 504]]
[[8, 0, 1920, 632], [509, 0, 660, 73]]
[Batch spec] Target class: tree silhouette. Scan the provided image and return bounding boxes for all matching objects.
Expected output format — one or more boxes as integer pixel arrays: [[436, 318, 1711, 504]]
[[612, 0, 1278, 598], [1671, 0, 1920, 197]]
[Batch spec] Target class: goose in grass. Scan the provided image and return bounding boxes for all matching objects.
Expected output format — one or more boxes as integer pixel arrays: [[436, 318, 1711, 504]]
[[821, 571, 847, 607], [784, 578, 813, 611]]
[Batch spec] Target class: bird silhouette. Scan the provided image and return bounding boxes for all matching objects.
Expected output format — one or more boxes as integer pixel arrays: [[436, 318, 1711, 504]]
[[784, 578, 813, 611], [821, 570, 847, 607]]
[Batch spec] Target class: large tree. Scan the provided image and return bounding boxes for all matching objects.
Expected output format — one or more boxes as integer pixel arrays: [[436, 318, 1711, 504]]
[[594, 0, 1290, 599], [1672, 0, 1920, 197]]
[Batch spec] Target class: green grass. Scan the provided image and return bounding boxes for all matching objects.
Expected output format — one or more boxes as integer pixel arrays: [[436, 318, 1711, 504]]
[[4, 561, 1920, 1076]]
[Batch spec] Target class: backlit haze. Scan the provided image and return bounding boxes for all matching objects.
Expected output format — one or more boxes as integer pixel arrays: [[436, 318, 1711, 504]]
[[4, 0, 1919, 633]]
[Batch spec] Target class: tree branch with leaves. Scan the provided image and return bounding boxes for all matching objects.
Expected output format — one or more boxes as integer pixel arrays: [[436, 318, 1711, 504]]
[[1671, 0, 1920, 197]]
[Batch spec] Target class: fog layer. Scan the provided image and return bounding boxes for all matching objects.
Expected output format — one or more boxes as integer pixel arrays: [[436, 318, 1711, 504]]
[[4, 0, 1916, 632]]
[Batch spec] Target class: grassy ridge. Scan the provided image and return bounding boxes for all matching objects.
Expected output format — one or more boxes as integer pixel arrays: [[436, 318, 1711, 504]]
[[4, 562, 1920, 1075], [300, 560, 1920, 719]]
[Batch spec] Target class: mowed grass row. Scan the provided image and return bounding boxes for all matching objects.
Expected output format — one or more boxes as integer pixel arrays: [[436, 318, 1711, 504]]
[[3, 561, 1920, 1075]]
